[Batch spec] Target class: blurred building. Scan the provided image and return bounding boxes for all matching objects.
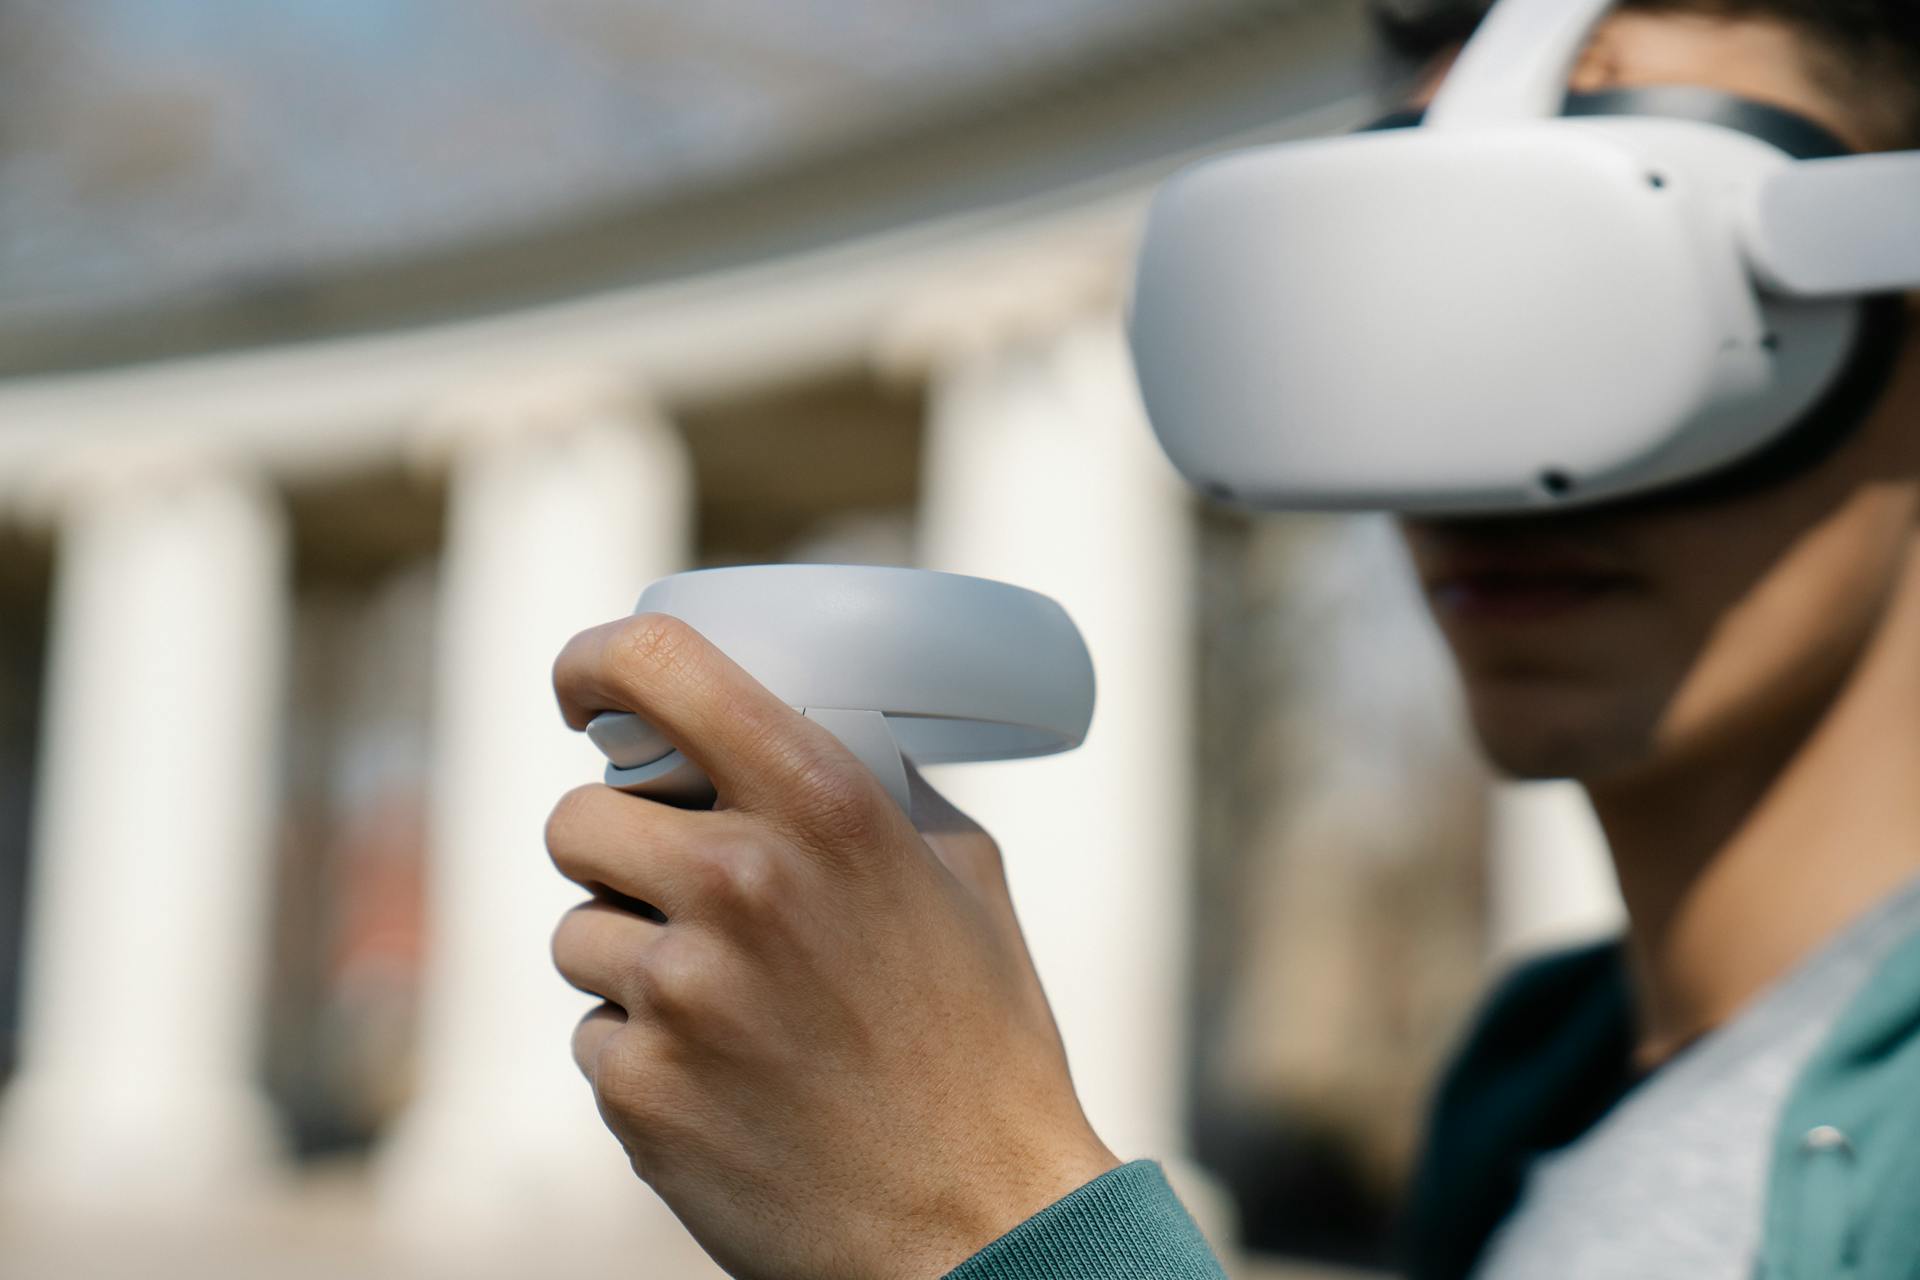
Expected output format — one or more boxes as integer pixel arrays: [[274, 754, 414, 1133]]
[[0, 2, 1623, 1277]]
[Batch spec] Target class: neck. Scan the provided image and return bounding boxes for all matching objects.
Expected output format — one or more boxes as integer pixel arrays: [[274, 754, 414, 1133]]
[[1588, 543, 1920, 1070]]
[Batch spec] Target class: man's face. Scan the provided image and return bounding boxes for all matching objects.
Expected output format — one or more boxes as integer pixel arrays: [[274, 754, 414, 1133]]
[[1398, 12, 1920, 784]]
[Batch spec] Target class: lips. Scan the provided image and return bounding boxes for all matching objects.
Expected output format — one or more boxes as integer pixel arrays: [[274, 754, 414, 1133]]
[[1429, 569, 1638, 621], [1410, 530, 1641, 623]]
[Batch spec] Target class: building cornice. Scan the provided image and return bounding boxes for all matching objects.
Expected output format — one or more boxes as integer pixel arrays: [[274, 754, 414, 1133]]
[[0, 0, 1377, 380]]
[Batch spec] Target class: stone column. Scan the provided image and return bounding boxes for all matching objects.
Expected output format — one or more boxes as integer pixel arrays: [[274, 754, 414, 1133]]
[[1487, 780, 1626, 964], [376, 376, 719, 1275], [1, 450, 289, 1219], [915, 316, 1198, 1167]]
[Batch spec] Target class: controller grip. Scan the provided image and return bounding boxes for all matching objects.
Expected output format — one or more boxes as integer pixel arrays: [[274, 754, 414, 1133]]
[[587, 709, 912, 812]]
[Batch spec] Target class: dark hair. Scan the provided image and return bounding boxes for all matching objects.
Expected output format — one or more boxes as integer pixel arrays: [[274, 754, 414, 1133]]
[[1372, 0, 1920, 148]]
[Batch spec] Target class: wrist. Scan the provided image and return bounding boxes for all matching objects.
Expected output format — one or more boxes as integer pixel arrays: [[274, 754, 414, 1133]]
[[896, 1134, 1123, 1279]]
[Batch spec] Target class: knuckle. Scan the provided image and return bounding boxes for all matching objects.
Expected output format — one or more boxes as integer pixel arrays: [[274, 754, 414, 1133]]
[[614, 952, 656, 1009], [550, 909, 581, 973], [544, 784, 600, 853], [634, 939, 716, 1026], [552, 626, 596, 688], [791, 759, 884, 846], [691, 834, 783, 919], [550, 899, 602, 964], [592, 1033, 662, 1121], [551, 909, 614, 995], [551, 627, 594, 697], [611, 613, 700, 687]]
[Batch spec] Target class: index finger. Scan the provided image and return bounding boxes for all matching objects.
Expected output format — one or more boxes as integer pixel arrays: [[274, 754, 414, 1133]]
[[553, 612, 880, 820]]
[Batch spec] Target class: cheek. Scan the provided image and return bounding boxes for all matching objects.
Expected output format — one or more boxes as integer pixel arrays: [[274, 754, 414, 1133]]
[[1655, 485, 1919, 748]]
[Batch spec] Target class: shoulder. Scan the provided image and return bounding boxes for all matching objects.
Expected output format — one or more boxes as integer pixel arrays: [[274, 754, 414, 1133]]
[[1453, 943, 1628, 1063], [1423, 940, 1635, 1171], [1767, 927, 1920, 1280]]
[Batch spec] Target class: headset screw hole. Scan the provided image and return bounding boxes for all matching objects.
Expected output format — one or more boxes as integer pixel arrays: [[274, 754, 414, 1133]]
[[1648, 172, 1668, 189], [1542, 471, 1576, 498]]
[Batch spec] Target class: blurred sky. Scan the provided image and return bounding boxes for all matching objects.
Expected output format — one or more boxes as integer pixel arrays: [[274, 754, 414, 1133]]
[[0, 0, 1272, 314]]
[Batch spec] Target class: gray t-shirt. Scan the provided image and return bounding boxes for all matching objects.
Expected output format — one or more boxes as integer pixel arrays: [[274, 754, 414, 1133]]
[[1473, 876, 1920, 1280]]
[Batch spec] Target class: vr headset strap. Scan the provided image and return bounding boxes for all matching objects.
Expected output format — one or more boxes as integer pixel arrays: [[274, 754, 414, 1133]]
[[1747, 154, 1920, 297], [1425, 0, 1615, 127]]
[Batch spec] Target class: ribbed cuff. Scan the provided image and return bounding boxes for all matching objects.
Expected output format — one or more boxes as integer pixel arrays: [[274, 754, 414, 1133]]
[[943, 1161, 1228, 1280]]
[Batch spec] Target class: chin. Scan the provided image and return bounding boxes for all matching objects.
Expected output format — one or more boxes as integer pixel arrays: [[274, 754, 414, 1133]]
[[1465, 690, 1657, 784]]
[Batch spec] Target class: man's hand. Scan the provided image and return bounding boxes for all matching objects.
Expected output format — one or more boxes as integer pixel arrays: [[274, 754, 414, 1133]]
[[547, 613, 1120, 1279]]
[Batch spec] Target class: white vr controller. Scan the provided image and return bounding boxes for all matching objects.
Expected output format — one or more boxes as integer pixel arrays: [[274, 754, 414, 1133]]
[[587, 565, 1096, 812], [1128, 0, 1920, 514]]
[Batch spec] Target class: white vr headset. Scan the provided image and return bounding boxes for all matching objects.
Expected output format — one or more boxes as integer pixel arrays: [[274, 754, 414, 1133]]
[[1128, 0, 1920, 514]]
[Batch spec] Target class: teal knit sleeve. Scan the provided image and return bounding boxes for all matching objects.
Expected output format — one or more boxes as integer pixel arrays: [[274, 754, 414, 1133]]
[[943, 1161, 1229, 1280]]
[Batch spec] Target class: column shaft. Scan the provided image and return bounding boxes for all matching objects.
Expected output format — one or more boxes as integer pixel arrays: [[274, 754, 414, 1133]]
[[3, 460, 289, 1216], [1488, 781, 1625, 963], [918, 319, 1197, 1162], [377, 388, 718, 1274]]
